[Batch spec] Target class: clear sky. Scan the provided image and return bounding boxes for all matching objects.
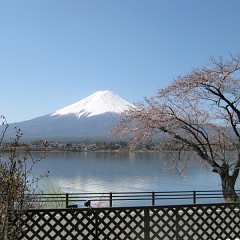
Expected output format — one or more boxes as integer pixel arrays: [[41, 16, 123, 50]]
[[1, 0, 240, 123]]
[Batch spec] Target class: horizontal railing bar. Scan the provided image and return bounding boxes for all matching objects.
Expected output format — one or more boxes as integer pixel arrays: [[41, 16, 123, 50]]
[[28, 190, 238, 197]]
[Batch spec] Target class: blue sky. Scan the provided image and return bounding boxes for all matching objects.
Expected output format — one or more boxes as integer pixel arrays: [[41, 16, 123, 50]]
[[1, 0, 240, 123]]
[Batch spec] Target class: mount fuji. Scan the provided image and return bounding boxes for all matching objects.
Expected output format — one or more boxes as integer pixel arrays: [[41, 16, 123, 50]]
[[5, 90, 135, 141], [51, 90, 134, 118]]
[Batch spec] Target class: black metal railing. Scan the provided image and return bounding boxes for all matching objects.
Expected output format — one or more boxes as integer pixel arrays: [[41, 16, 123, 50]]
[[26, 189, 240, 208]]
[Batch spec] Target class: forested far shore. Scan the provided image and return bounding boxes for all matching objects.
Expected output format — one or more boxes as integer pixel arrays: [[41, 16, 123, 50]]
[[1, 139, 238, 152]]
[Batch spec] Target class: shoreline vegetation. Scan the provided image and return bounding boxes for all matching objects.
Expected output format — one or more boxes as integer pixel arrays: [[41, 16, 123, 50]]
[[22, 140, 153, 152], [2, 139, 238, 153]]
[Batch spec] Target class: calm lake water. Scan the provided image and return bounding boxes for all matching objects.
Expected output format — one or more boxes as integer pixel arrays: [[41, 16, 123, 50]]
[[32, 151, 240, 194]]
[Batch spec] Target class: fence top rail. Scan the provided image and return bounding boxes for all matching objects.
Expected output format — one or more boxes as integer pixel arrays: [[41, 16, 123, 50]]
[[25, 201, 240, 213], [28, 189, 239, 199]]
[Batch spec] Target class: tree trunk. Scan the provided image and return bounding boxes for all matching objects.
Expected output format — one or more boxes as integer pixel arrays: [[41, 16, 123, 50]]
[[220, 174, 239, 202]]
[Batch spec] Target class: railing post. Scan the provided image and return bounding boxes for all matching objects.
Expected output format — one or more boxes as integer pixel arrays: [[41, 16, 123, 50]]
[[175, 207, 179, 239], [66, 193, 69, 207], [144, 208, 150, 239], [152, 191, 155, 206], [94, 212, 98, 240], [193, 190, 196, 204], [110, 192, 113, 207]]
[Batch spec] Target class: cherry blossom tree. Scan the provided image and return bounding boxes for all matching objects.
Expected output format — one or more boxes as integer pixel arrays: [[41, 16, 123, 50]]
[[113, 54, 240, 202]]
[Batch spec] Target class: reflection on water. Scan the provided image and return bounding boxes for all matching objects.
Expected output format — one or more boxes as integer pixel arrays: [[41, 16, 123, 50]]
[[31, 151, 239, 194]]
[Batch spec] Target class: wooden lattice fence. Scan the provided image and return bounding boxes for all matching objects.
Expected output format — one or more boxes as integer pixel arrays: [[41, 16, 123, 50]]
[[19, 203, 240, 240]]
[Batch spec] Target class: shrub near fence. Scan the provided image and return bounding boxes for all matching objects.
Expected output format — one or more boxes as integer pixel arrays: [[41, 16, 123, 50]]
[[20, 202, 240, 240]]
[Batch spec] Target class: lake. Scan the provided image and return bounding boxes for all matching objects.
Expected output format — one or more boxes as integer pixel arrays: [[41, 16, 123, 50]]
[[32, 151, 239, 194]]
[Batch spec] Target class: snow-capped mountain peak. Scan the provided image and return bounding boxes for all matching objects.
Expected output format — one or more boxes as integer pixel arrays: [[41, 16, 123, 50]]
[[51, 90, 135, 118]]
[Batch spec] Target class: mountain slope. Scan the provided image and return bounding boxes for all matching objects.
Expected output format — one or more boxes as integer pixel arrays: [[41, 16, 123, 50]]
[[4, 90, 134, 141]]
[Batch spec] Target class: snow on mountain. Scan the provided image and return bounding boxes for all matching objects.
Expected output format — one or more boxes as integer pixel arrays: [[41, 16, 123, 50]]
[[51, 90, 135, 118]]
